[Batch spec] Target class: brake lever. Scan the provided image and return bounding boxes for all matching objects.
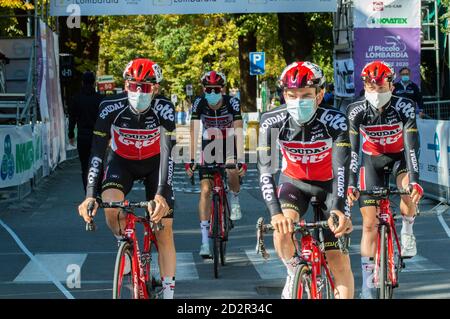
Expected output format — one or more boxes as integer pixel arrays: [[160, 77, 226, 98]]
[[331, 212, 349, 255], [256, 218, 270, 260], [86, 200, 97, 232]]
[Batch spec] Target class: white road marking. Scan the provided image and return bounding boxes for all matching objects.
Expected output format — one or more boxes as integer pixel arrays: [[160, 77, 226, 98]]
[[149, 252, 199, 281], [436, 207, 450, 238], [245, 249, 285, 280], [402, 255, 445, 273], [0, 219, 75, 299]]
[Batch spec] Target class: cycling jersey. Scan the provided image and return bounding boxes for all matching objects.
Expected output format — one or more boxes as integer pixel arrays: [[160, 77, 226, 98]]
[[258, 103, 351, 218], [86, 93, 176, 199], [346, 96, 420, 188]]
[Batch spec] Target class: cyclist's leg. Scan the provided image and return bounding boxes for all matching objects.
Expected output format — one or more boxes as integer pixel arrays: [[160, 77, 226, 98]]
[[198, 168, 214, 255], [101, 154, 133, 237], [144, 163, 176, 299], [225, 148, 242, 220]]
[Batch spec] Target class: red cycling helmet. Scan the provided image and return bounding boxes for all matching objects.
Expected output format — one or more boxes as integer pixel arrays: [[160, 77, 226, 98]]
[[123, 58, 163, 83], [361, 60, 395, 85], [201, 71, 227, 87], [279, 61, 326, 89]]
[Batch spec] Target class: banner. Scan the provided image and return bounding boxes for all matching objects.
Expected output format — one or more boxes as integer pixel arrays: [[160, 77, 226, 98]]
[[353, 28, 421, 95], [354, 0, 421, 29], [417, 119, 450, 203], [38, 21, 67, 173], [334, 58, 355, 98], [50, 0, 337, 16], [0, 125, 43, 189]]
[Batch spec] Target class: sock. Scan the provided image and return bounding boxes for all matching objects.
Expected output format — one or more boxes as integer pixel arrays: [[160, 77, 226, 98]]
[[401, 215, 415, 235], [282, 255, 301, 276], [361, 257, 375, 296], [162, 276, 175, 299], [231, 191, 239, 198], [200, 220, 210, 245]]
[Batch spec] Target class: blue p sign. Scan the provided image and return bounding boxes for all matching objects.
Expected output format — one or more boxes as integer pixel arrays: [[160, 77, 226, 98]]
[[250, 52, 265, 76]]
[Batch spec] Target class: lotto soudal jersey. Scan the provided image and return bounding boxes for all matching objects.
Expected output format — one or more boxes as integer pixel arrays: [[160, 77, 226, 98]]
[[257, 103, 351, 217], [346, 95, 420, 187], [191, 95, 242, 143], [85, 93, 176, 198]]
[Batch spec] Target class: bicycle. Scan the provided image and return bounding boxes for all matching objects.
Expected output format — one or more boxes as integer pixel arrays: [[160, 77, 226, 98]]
[[256, 197, 349, 299], [191, 163, 239, 279], [86, 199, 167, 299], [358, 166, 410, 299]]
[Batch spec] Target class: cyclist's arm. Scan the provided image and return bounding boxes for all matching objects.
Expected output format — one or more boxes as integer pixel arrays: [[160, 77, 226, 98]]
[[331, 118, 352, 218], [257, 111, 283, 217], [402, 102, 420, 184], [190, 97, 202, 162], [346, 103, 363, 188], [231, 97, 244, 162], [85, 104, 112, 199], [157, 122, 176, 198]]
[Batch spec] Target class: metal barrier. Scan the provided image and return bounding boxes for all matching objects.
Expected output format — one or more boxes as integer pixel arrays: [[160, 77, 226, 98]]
[[423, 100, 450, 120]]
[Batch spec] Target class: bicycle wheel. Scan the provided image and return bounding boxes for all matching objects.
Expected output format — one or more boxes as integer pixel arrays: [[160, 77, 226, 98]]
[[319, 267, 334, 299], [212, 195, 220, 279], [377, 225, 391, 299], [291, 264, 312, 299], [113, 240, 136, 299], [220, 239, 227, 266]]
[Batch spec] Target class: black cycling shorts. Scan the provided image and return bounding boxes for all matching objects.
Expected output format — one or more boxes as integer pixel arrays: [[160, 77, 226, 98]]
[[101, 152, 174, 218], [276, 174, 341, 251], [199, 137, 237, 181], [358, 152, 407, 208]]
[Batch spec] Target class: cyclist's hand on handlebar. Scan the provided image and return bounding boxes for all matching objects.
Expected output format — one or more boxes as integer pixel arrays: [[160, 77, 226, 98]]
[[149, 195, 170, 224], [346, 186, 359, 208], [184, 160, 196, 177], [271, 214, 294, 235], [328, 210, 353, 238], [408, 183, 423, 205], [78, 197, 98, 223]]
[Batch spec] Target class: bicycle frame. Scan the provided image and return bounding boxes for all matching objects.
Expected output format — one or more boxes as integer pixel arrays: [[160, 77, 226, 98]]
[[374, 198, 402, 289], [121, 211, 159, 299], [209, 170, 227, 239]]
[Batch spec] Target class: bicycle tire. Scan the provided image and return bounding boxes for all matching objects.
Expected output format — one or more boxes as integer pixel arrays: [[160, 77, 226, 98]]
[[377, 225, 389, 299], [212, 194, 220, 279], [291, 264, 312, 299], [320, 268, 334, 299], [113, 240, 136, 299], [220, 239, 227, 266]]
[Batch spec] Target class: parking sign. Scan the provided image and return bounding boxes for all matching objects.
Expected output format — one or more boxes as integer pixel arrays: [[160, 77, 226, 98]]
[[250, 52, 265, 76]]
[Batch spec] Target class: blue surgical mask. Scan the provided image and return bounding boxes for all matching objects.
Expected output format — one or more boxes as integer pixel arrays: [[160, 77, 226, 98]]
[[128, 91, 152, 112], [401, 75, 410, 83], [286, 98, 317, 124], [205, 92, 222, 106]]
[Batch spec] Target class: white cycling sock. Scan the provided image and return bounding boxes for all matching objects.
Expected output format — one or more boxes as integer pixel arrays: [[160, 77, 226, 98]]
[[230, 191, 239, 198], [282, 255, 301, 276], [162, 276, 175, 299], [114, 235, 122, 241], [200, 220, 210, 245], [361, 257, 375, 297], [401, 215, 415, 235]]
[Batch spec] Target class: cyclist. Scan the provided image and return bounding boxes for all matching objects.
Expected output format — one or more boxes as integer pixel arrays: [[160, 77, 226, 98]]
[[346, 60, 423, 299], [77, 58, 177, 299], [185, 71, 247, 258], [258, 61, 354, 299]]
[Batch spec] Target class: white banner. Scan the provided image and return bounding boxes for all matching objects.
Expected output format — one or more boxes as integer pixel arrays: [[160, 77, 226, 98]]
[[51, 0, 337, 16], [334, 58, 355, 98], [417, 119, 450, 189], [0, 124, 44, 188], [354, 0, 421, 29]]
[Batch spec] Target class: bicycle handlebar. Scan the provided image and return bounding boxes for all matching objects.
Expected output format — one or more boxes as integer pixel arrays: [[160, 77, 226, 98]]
[[358, 187, 410, 197]]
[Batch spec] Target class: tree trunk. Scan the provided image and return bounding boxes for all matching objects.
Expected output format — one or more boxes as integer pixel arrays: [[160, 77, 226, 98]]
[[277, 13, 314, 64], [238, 32, 257, 112]]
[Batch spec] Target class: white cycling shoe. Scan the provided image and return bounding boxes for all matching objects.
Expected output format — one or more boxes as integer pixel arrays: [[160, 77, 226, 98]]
[[199, 243, 212, 258], [401, 233, 417, 258], [229, 195, 242, 221], [281, 274, 294, 299]]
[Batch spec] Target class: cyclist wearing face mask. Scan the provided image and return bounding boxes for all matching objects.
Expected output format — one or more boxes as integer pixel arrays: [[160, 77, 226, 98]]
[[185, 70, 247, 258], [346, 60, 423, 299], [258, 61, 354, 299], [78, 58, 177, 299]]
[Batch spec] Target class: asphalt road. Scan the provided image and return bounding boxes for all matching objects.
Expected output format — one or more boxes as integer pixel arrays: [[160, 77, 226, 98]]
[[1, 157, 450, 299]]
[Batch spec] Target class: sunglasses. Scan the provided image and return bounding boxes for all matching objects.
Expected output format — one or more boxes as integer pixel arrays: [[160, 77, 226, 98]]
[[127, 81, 154, 93], [204, 87, 222, 94]]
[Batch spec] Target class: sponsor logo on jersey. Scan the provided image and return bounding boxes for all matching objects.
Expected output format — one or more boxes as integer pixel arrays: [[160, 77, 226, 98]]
[[230, 97, 240, 113], [409, 150, 419, 173], [348, 103, 367, 121], [113, 127, 160, 149], [394, 98, 415, 119], [154, 103, 175, 121], [361, 124, 403, 146], [280, 139, 332, 164], [87, 156, 102, 185], [99, 101, 126, 119], [202, 114, 233, 129], [350, 151, 359, 174], [319, 111, 348, 131], [260, 173, 275, 202], [260, 112, 287, 133], [337, 167, 345, 198]]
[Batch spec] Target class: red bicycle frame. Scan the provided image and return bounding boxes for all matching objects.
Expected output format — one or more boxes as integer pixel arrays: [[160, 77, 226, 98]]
[[119, 212, 159, 299], [374, 199, 402, 289], [209, 171, 226, 239]]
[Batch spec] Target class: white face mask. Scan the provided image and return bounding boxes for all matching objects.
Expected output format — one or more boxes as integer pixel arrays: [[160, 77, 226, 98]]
[[128, 91, 152, 112], [365, 91, 392, 110]]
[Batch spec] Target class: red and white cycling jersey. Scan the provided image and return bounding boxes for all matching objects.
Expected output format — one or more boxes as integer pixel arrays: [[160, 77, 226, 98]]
[[360, 123, 404, 155]]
